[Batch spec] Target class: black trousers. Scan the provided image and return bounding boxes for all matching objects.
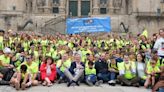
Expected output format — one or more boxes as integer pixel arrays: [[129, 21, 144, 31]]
[[0, 67, 14, 81]]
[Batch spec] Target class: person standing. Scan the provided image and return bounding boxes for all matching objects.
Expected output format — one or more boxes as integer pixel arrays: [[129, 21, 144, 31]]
[[154, 29, 164, 58]]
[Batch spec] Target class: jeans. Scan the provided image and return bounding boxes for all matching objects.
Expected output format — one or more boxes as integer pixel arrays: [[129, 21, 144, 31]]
[[85, 74, 97, 84], [57, 68, 65, 78], [97, 72, 110, 82], [109, 72, 116, 80], [159, 88, 164, 92]]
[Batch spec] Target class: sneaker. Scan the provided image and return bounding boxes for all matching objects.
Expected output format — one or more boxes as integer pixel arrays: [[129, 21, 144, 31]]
[[67, 81, 73, 87], [75, 81, 80, 86], [108, 80, 116, 86], [86, 80, 93, 86], [58, 77, 63, 84], [108, 80, 112, 84], [95, 80, 103, 86]]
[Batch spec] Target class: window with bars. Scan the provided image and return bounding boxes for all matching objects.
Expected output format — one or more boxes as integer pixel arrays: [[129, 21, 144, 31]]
[[99, 0, 108, 13], [81, 1, 90, 16], [100, 8, 107, 14], [53, 7, 59, 13]]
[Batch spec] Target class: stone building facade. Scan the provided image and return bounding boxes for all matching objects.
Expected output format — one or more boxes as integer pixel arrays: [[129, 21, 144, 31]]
[[0, 0, 164, 35]]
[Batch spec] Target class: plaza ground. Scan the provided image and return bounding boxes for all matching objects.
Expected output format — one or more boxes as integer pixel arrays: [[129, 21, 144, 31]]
[[0, 84, 150, 92]]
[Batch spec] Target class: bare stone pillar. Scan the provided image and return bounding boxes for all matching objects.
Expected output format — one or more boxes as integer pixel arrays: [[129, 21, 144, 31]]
[[46, 0, 49, 6], [93, 0, 99, 15], [109, 0, 114, 13], [44, 0, 51, 13], [78, 0, 81, 17], [32, 0, 37, 13], [59, 0, 65, 15], [26, 0, 32, 13]]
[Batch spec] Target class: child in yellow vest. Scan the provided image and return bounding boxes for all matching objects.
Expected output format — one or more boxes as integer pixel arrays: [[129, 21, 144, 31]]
[[10, 64, 31, 90], [144, 56, 161, 88], [85, 61, 102, 86], [108, 57, 119, 86]]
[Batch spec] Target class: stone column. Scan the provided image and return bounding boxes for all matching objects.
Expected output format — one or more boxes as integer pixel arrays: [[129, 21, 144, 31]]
[[44, 0, 51, 13], [78, 0, 81, 17], [32, 0, 37, 13], [59, 0, 65, 15], [93, 0, 99, 15], [109, 0, 114, 14], [46, 0, 49, 6], [66, 0, 69, 17], [26, 1, 31, 13]]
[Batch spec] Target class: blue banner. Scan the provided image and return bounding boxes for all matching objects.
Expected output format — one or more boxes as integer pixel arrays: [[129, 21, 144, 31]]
[[66, 17, 111, 34]]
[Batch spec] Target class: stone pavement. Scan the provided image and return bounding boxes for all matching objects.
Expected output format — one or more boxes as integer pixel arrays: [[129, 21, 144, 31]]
[[0, 84, 150, 92]]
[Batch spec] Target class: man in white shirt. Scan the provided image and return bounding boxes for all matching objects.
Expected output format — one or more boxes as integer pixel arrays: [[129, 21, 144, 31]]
[[154, 29, 164, 58]]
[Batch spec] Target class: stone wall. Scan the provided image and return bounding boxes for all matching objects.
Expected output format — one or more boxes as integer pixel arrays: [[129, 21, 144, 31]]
[[132, 0, 161, 13], [0, 0, 26, 12], [0, 0, 163, 36]]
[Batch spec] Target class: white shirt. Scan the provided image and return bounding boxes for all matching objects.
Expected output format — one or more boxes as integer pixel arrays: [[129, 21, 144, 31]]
[[136, 62, 145, 78], [154, 37, 164, 56]]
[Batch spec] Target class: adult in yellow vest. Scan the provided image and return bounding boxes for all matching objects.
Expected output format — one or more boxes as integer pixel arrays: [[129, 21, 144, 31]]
[[56, 53, 71, 83], [13, 55, 39, 90], [0, 48, 14, 85], [118, 54, 140, 87]]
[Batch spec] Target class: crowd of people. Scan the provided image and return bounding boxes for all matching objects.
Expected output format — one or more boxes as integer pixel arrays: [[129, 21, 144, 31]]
[[0, 29, 163, 92]]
